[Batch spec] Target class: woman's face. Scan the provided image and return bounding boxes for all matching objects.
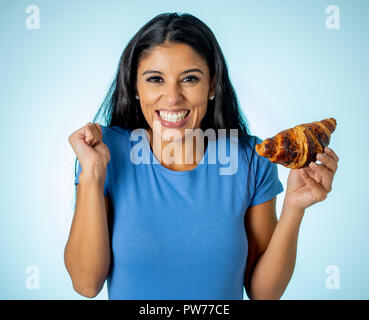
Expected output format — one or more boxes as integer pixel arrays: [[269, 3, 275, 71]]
[[136, 42, 214, 141]]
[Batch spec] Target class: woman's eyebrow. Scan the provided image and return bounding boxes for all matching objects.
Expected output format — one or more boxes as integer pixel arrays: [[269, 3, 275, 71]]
[[142, 68, 204, 76]]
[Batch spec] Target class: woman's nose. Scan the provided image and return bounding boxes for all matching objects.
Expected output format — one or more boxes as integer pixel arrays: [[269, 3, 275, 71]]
[[164, 83, 183, 104]]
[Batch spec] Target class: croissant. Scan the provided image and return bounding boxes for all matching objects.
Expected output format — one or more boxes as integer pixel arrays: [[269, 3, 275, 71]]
[[255, 118, 337, 169]]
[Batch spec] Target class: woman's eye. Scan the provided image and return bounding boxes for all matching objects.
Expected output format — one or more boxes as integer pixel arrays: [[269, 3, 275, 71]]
[[146, 75, 199, 83], [183, 75, 199, 83], [146, 76, 163, 83]]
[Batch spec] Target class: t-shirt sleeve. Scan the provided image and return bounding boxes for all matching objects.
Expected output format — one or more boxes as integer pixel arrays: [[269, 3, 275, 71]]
[[249, 136, 284, 207], [74, 161, 109, 198]]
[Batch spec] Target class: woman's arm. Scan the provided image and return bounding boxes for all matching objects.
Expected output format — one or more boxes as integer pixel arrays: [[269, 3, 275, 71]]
[[65, 123, 112, 298], [244, 147, 339, 299], [64, 171, 111, 298], [244, 197, 304, 300]]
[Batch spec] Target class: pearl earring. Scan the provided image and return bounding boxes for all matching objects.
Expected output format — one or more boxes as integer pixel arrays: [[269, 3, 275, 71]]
[[209, 95, 214, 101], [135, 95, 139, 100]]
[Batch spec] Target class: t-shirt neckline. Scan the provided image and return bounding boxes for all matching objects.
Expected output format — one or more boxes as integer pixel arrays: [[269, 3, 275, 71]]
[[140, 128, 210, 176]]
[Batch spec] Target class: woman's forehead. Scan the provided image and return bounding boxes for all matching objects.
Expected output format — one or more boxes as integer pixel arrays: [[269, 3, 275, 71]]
[[137, 43, 208, 73]]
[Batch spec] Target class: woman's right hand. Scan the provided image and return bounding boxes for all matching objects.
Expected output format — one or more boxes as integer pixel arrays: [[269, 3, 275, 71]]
[[68, 122, 111, 181]]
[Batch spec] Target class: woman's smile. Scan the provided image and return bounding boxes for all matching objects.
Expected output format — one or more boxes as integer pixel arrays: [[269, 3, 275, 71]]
[[154, 109, 191, 128]]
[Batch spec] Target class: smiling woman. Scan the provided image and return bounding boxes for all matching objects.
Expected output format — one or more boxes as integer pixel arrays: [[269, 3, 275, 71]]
[[64, 12, 311, 300], [136, 44, 211, 133], [135, 42, 214, 169]]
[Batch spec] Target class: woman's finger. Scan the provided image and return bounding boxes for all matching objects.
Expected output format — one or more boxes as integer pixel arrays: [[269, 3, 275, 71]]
[[304, 167, 322, 184], [316, 152, 337, 174], [91, 123, 99, 141], [85, 123, 94, 144], [309, 161, 333, 193], [301, 169, 328, 202], [324, 146, 339, 163], [90, 123, 101, 146]]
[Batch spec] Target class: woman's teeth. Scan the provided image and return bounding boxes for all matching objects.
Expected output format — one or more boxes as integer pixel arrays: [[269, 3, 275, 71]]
[[158, 110, 189, 122]]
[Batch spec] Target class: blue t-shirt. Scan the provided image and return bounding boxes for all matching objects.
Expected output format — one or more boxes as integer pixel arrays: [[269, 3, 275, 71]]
[[74, 125, 284, 300]]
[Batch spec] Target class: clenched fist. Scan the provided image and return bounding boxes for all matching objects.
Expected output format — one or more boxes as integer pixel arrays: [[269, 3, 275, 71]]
[[68, 122, 111, 183]]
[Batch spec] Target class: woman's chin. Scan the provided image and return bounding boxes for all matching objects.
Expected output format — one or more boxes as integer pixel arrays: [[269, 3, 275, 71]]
[[160, 128, 185, 142]]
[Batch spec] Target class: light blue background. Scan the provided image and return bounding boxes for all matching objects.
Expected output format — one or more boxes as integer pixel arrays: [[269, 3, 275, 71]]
[[1, 0, 368, 299]]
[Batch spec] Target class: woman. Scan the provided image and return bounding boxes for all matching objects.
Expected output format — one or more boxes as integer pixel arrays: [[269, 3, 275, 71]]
[[65, 12, 339, 300]]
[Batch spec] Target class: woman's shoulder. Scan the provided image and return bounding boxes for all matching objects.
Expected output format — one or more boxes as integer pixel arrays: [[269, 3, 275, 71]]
[[238, 133, 260, 153], [101, 124, 131, 134], [100, 125, 132, 140], [237, 133, 268, 170], [97, 125, 133, 152]]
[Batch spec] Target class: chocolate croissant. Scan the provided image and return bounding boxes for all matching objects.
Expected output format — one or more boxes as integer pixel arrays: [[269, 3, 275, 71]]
[[255, 118, 337, 169]]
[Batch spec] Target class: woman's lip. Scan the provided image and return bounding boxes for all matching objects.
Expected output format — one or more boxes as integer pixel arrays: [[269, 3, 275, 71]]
[[155, 110, 191, 128], [155, 108, 189, 112]]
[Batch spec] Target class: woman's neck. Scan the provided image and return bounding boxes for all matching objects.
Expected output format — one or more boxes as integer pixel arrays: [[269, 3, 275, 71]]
[[147, 127, 207, 171]]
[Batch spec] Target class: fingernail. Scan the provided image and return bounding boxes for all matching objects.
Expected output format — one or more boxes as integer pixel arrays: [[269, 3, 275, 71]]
[[310, 162, 317, 167], [317, 153, 324, 160]]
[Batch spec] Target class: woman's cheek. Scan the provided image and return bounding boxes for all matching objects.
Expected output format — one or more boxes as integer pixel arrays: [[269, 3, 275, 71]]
[[140, 106, 153, 125]]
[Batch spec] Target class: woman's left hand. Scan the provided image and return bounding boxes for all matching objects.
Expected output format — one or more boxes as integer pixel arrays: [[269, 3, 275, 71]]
[[285, 146, 339, 211]]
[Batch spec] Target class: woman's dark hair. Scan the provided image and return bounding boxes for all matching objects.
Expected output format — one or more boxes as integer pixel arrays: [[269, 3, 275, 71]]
[[94, 12, 251, 138], [74, 12, 257, 208]]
